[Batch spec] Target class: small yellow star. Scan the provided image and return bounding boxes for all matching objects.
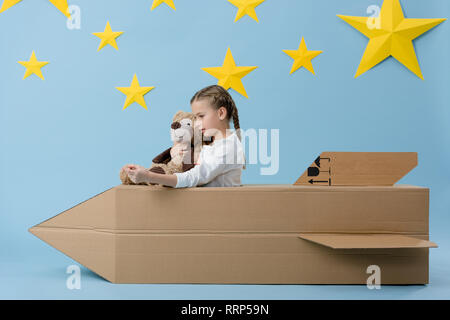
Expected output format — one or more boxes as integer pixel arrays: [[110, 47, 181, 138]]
[[283, 37, 323, 75], [228, 0, 265, 22], [0, 0, 71, 18], [338, 0, 446, 79], [92, 21, 124, 51], [116, 74, 155, 110], [202, 48, 257, 98], [151, 0, 176, 11], [18, 51, 49, 80]]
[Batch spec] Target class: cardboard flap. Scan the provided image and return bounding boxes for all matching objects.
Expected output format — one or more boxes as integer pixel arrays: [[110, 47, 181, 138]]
[[298, 233, 438, 249], [294, 152, 418, 186]]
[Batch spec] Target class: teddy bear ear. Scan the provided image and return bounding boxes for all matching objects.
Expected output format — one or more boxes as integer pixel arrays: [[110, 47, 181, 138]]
[[173, 110, 185, 121]]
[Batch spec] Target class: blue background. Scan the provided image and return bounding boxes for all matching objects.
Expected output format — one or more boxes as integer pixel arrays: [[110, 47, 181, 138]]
[[1, 0, 449, 299]]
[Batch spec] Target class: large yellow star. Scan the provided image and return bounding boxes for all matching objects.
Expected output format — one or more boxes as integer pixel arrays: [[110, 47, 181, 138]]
[[116, 74, 154, 110], [0, 0, 71, 18], [338, 0, 446, 79], [18, 51, 49, 80], [283, 37, 322, 75], [151, 0, 176, 11], [202, 48, 257, 98], [92, 21, 124, 51], [228, 0, 265, 22]]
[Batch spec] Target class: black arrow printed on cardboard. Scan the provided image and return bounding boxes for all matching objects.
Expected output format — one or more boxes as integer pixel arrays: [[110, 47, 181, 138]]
[[314, 156, 330, 168], [308, 178, 331, 185]]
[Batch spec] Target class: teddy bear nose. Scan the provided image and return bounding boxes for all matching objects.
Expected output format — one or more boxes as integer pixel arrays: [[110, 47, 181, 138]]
[[171, 121, 181, 130]]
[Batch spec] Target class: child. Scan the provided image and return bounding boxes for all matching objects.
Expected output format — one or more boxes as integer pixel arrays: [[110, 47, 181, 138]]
[[124, 85, 246, 188]]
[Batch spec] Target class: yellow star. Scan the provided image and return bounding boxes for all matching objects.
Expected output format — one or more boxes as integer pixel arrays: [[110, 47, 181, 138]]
[[92, 21, 124, 51], [49, 0, 70, 18], [338, 0, 446, 79], [116, 74, 154, 110], [202, 48, 257, 98], [18, 51, 49, 80], [151, 0, 176, 11], [0, 0, 20, 12], [283, 37, 322, 75], [0, 0, 71, 18], [228, 0, 265, 22]]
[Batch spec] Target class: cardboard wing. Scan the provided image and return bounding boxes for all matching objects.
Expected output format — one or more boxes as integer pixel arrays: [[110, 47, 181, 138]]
[[298, 234, 437, 249]]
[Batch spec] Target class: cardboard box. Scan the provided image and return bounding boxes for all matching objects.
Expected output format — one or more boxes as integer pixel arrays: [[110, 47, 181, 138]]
[[29, 152, 438, 284]]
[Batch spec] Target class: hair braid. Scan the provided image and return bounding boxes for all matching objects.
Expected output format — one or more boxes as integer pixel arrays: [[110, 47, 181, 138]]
[[230, 99, 246, 169]]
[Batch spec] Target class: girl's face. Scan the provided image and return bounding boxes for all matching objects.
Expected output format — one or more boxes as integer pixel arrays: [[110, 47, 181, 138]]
[[191, 99, 227, 138]]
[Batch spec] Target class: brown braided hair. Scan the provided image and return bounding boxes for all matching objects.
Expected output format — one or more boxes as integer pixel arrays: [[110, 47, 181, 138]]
[[191, 84, 246, 169]]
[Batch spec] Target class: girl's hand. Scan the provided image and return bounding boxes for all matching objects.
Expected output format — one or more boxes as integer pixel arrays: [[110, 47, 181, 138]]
[[127, 167, 151, 184], [121, 164, 145, 172], [120, 164, 145, 178]]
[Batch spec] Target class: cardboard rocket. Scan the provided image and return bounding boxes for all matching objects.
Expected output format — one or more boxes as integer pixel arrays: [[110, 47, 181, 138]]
[[29, 152, 437, 284]]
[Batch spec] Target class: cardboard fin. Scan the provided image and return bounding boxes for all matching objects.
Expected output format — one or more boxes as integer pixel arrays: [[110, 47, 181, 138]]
[[294, 152, 418, 186], [298, 233, 438, 249]]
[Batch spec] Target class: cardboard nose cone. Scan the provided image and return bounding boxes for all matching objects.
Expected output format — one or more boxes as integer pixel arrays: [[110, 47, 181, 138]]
[[28, 187, 117, 282]]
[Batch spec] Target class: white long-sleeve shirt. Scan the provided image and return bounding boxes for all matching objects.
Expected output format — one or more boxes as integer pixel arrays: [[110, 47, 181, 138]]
[[174, 132, 245, 188]]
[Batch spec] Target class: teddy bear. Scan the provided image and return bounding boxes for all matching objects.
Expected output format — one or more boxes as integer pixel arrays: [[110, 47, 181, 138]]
[[120, 110, 203, 185]]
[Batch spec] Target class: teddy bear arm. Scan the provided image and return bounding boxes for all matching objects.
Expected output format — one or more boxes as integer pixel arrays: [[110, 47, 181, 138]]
[[152, 147, 172, 164]]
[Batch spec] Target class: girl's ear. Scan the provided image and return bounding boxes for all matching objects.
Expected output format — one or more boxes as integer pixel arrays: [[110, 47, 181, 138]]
[[218, 106, 227, 120]]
